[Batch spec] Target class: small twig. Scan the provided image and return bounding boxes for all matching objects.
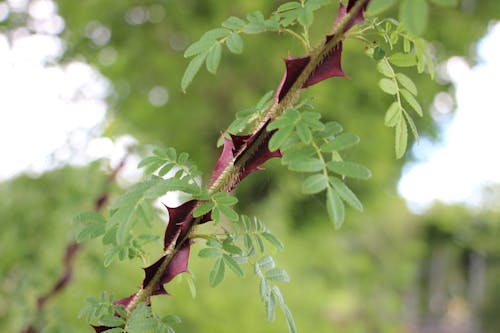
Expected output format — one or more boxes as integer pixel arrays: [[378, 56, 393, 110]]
[[21, 155, 128, 333]]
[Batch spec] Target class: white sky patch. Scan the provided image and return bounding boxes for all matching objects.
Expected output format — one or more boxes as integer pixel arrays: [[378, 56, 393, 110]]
[[399, 21, 500, 211], [0, 0, 113, 180]]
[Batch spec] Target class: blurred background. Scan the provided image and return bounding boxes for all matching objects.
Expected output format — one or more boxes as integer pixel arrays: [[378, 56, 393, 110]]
[[1, 0, 500, 332]]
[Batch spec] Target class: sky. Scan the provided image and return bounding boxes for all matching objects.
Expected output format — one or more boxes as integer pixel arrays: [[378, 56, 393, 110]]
[[398, 21, 500, 211], [0, 0, 499, 212]]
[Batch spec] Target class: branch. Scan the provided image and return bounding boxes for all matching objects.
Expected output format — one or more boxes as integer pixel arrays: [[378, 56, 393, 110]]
[[95, 0, 371, 330]]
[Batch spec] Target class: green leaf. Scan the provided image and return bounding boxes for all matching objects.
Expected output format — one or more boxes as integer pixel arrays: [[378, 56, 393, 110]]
[[429, 0, 458, 7], [206, 43, 222, 74], [268, 125, 294, 151], [183, 39, 213, 58], [321, 133, 360, 152], [295, 122, 312, 143], [158, 163, 175, 177], [162, 314, 182, 325], [257, 255, 275, 271], [99, 315, 125, 327], [213, 192, 238, 205], [264, 18, 280, 31], [277, 2, 301, 12], [297, 8, 313, 27], [218, 205, 239, 221], [389, 52, 417, 67], [266, 292, 277, 322], [378, 78, 397, 95], [178, 152, 189, 164], [390, 31, 399, 46], [143, 160, 165, 175], [198, 247, 221, 258], [384, 102, 401, 127], [321, 121, 343, 137], [211, 207, 221, 225], [400, 89, 423, 116], [326, 187, 344, 228], [403, 111, 420, 141], [302, 174, 328, 194], [395, 118, 408, 159], [113, 204, 136, 245], [165, 148, 176, 160], [76, 222, 106, 242], [329, 177, 363, 211], [209, 258, 225, 287], [74, 211, 107, 224], [395, 73, 417, 95], [222, 241, 243, 255], [403, 38, 411, 53], [254, 234, 265, 253], [376, 60, 392, 77], [137, 156, 160, 169], [327, 161, 372, 179], [267, 110, 297, 130], [256, 90, 274, 109], [181, 52, 207, 92], [226, 32, 243, 54], [222, 254, 244, 277], [103, 328, 124, 333], [281, 304, 297, 333], [145, 178, 200, 198], [104, 246, 120, 267], [246, 11, 265, 24], [399, 0, 428, 35], [288, 158, 324, 172], [262, 232, 284, 251], [243, 22, 266, 34], [243, 234, 254, 251], [193, 201, 214, 218], [152, 148, 168, 158], [372, 46, 386, 61], [222, 16, 246, 30], [265, 268, 290, 282], [366, 0, 397, 15], [282, 145, 315, 164], [202, 28, 231, 40]]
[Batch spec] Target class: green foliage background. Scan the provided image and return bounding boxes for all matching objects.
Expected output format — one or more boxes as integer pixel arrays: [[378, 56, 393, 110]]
[[1, 0, 500, 332]]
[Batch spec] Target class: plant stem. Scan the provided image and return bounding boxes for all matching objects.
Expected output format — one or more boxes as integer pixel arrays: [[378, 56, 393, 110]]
[[124, 0, 370, 319]]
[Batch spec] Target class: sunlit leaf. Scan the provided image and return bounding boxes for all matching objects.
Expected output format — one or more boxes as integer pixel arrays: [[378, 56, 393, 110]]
[[265, 268, 290, 282], [400, 89, 423, 116], [389, 52, 417, 67], [181, 53, 207, 92], [226, 32, 243, 54], [288, 158, 324, 172], [302, 173, 328, 194], [378, 78, 397, 95], [399, 0, 428, 35], [326, 187, 344, 228], [222, 16, 246, 30], [329, 177, 363, 211], [209, 258, 225, 287], [395, 72, 417, 95], [206, 43, 222, 74], [395, 118, 408, 158], [222, 254, 244, 277], [326, 161, 371, 179], [384, 102, 401, 127], [198, 248, 221, 258], [320, 133, 360, 152]]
